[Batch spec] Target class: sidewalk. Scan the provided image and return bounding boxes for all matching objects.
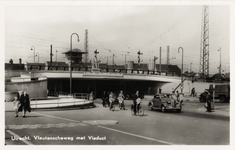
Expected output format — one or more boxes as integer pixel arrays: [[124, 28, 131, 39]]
[[5, 98, 94, 112]]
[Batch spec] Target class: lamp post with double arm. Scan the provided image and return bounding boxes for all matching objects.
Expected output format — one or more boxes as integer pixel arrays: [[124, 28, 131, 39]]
[[31, 46, 35, 63]]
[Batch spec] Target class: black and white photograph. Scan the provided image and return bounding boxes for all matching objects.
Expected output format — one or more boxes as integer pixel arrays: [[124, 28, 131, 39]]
[[2, 0, 234, 149]]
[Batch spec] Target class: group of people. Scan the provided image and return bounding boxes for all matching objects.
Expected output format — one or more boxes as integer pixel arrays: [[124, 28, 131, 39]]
[[13, 91, 31, 118], [101, 90, 141, 114], [171, 91, 183, 108], [101, 90, 125, 110]]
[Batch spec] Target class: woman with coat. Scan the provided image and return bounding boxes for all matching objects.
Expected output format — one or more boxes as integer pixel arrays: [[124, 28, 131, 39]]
[[18, 91, 31, 118]]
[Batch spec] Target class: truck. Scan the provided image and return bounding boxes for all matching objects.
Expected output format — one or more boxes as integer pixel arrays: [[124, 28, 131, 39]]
[[199, 83, 230, 103]]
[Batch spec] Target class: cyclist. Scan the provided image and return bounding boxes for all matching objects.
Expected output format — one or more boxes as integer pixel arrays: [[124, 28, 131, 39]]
[[118, 90, 125, 109]]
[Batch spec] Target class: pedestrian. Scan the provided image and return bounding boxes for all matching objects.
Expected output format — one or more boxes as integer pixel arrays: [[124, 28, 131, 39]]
[[176, 91, 180, 101], [133, 90, 140, 115], [190, 88, 195, 97], [178, 93, 184, 104], [109, 91, 115, 111], [205, 90, 212, 112], [89, 91, 94, 101], [18, 91, 31, 118], [13, 97, 20, 117], [101, 91, 108, 107], [118, 90, 125, 109]]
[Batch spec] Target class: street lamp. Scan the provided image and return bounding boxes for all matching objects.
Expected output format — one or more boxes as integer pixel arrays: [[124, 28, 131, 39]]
[[190, 62, 192, 72], [36, 52, 39, 63], [112, 54, 116, 65], [31, 46, 35, 63], [70, 33, 80, 95], [218, 47, 221, 75], [56, 50, 58, 62], [178, 47, 184, 94]]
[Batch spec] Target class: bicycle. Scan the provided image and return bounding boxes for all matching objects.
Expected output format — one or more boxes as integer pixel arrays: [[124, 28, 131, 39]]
[[119, 101, 125, 110], [131, 103, 144, 116]]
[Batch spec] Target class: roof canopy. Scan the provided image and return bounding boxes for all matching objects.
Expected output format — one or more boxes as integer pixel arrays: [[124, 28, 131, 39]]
[[63, 48, 88, 54]]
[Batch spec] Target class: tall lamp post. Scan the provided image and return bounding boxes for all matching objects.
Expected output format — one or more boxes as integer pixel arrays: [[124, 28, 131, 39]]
[[31, 46, 35, 63], [178, 47, 184, 94], [70, 33, 80, 95], [218, 47, 221, 75], [56, 50, 58, 62], [190, 62, 192, 72], [36, 52, 39, 63]]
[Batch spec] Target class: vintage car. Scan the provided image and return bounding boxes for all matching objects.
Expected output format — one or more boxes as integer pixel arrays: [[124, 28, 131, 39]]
[[148, 93, 182, 112]]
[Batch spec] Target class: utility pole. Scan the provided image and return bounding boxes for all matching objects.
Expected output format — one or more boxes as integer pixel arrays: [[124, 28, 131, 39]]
[[218, 47, 222, 75], [56, 50, 58, 62], [167, 46, 170, 65], [50, 45, 53, 69], [112, 54, 116, 65], [159, 47, 162, 74]]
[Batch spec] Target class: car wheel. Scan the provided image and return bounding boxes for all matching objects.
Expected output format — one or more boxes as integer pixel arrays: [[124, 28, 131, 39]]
[[219, 96, 226, 103], [161, 106, 166, 113]]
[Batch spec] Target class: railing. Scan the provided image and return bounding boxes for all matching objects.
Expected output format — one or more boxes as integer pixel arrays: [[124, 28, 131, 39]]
[[6, 76, 47, 83], [30, 93, 92, 109], [73, 93, 89, 100]]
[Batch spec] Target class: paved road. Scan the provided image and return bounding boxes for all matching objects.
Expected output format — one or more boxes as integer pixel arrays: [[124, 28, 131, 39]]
[[5, 98, 230, 145]]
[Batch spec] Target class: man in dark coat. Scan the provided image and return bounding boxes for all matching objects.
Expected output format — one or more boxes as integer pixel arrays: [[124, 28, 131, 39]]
[[101, 91, 108, 107], [18, 91, 31, 117], [206, 91, 212, 112], [133, 90, 140, 115]]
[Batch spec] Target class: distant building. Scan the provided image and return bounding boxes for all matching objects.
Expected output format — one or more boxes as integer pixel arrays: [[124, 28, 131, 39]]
[[155, 64, 181, 76], [25, 62, 46, 70], [62, 48, 87, 64], [45, 61, 68, 70], [5, 58, 25, 70]]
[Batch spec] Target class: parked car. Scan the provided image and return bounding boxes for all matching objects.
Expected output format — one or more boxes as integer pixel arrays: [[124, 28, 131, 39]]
[[199, 83, 230, 103], [148, 93, 182, 113]]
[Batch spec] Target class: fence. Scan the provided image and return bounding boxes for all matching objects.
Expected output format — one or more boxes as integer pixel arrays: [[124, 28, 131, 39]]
[[30, 93, 92, 109]]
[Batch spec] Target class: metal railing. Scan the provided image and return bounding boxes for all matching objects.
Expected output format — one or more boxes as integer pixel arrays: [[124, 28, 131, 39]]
[[30, 93, 92, 109]]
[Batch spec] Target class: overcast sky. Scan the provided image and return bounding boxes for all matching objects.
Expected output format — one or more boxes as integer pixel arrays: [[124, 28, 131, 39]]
[[4, 3, 231, 74]]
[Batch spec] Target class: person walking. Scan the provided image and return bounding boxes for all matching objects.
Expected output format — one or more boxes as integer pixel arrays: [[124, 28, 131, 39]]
[[118, 90, 125, 109], [206, 91, 212, 112], [18, 91, 31, 118], [101, 91, 108, 107], [190, 88, 195, 97], [133, 90, 140, 115], [89, 91, 94, 101], [13, 97, 20, 117], [109, 91, 115, 111], [176, 91, 180, 101]]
